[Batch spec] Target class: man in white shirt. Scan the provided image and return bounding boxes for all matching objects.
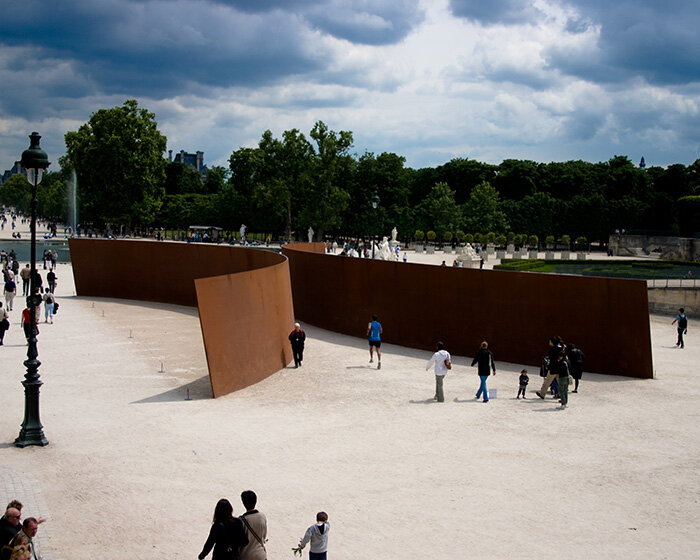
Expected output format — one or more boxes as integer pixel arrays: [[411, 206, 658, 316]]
[[426, 341, 451, 402]]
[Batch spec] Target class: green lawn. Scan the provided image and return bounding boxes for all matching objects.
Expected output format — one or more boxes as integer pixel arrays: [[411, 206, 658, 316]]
[[494, 259, 700, 279]]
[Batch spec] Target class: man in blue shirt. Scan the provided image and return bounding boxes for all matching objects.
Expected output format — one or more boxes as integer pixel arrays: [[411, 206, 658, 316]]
[[366, 314, 382, 369], [672, 308, 688, 349]]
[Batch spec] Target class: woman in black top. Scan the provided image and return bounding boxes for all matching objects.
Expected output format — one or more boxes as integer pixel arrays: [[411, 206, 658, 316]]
[[198, 499, 248, 560]]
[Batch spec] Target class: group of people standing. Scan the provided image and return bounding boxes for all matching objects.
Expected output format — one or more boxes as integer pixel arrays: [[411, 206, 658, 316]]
[[0, 500, 44, 560], [198, 491, 330, 560], [535, 336, 585, 409]]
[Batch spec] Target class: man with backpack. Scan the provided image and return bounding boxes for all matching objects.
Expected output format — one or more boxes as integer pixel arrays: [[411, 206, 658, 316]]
[[672, 308, 688, 349]]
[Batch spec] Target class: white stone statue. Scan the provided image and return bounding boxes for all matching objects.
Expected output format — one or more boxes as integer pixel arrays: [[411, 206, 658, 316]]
[[308, 227, 314, 243], [374, 236, 396, 260], [456, 243, 481, 268], [391, 227, 398, 242], [239, 224, 246, 240]]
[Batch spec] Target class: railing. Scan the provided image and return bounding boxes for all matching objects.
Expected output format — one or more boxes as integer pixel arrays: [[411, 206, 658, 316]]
[[647, 278, 698, 288]]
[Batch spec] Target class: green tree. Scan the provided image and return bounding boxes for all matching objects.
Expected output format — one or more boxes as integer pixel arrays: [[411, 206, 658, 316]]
[[418, 182, 461, 238], [164, 162, 204, 195], [462, 181, 509, 233], [299, 121, 353, 240], [64, 99, 167, 228], [414, 229, 425, 241], [0, 173, 32, 214]]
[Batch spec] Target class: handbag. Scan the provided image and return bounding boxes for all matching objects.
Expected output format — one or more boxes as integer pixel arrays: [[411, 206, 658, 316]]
[[444, 358, 451, 370]]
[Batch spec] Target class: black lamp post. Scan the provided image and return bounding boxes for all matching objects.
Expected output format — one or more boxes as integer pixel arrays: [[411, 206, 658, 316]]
[[15, 132, 50, 448], [371, 193, 380, 259]]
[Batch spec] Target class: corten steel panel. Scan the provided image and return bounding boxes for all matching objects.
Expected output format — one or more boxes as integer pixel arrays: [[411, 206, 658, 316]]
[[282, 245, 653, 379], [70, 239, 296, 396], [195, 265, 294, 397]]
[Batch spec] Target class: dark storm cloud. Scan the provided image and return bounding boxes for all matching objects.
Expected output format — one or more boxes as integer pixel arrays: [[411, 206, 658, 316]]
[[449, 0, 543, 25], [567, 0, 700, 86], [212, 0, 424, 44], [0, 0, 422, 118]]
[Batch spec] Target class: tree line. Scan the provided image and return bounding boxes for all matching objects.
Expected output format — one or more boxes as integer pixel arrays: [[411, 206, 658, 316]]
[[2, 99, 699, 244]]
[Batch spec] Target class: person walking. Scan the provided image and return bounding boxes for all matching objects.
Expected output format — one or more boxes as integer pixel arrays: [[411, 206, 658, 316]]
[[42, 288, 54, 324], [19, 265, 30, 297], [553, 350, 571, 409], [567, 344, 585, 393], [672, 308, 688, 349], [198, 499, 248, 560], [366, 314, 382, 369], [426, 341, 451, 402], [293, 511, 330, 560], [471, 341, 496, 403], [3, 277, 16, 312], [288, 323, 306, 368], [516, 369, 529, 399], [0, 303, 9, 346], [536, 337, 564, 399], [46, 269, 57, 294], [239, 490, 267, 560]]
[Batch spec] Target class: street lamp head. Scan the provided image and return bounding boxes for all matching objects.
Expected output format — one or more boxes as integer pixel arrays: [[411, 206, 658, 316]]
[[21, 132, 50, 185], [371, 193, 380, 209]]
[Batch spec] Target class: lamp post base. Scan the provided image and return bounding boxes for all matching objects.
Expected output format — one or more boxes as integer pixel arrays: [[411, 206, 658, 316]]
[[14, 374, 48, 448]]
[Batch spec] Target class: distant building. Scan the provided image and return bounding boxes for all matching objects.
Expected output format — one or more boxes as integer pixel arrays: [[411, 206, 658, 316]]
[[1, 161, 25, 184], [168, 149, 207, 176]]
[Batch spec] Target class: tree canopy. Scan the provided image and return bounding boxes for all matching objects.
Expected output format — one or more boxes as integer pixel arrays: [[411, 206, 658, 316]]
[[4, 100, 699, 245]]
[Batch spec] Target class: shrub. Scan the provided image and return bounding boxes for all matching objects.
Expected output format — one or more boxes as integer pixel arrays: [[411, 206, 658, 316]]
[[414, 229, 425, 241], [473, 232, 482, 244], [443, 231, 453, 243], [426, 230, 437, 243], [545, 235, 555, 246], [528, 234, 539, 248], [455, 230, 466, 243], [496, 234, 507, 247], [464, 233, 474, 244], [575, 236, 587, 249], [486, 232, 496, 245]]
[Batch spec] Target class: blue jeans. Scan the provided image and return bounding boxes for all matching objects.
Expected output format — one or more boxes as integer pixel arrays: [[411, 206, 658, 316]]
[[476, 375, 489, 401], [309, 552, 327, 560]]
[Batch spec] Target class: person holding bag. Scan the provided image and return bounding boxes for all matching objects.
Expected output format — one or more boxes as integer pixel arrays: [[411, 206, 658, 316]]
[[198, 499, 248, 560]]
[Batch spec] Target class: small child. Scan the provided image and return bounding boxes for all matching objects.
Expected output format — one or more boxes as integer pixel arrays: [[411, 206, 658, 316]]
[[293, 511, 330, 559], [517, 369, 529, 399]]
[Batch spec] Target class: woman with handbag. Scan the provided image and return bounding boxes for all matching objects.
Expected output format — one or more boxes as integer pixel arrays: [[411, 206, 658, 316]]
[[198, 499, 248, 560]]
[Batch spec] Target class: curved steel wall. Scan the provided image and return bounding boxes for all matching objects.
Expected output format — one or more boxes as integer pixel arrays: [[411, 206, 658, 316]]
[[69, 239, 295, 397], [282, 244, 653, 379]]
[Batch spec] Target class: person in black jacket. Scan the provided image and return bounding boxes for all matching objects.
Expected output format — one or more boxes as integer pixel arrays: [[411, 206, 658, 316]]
[[471, 341, 496, 403], [288, 322, 306, 368], [567, 344, 585, 393], [552, 350, 571, 409], [199, 499, 248, 560]]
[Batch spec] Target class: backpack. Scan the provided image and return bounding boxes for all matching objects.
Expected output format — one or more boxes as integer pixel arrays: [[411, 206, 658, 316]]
[[540, 356, 550, 377], [679, 315, 687, 330], [53, 301, 59, 314]]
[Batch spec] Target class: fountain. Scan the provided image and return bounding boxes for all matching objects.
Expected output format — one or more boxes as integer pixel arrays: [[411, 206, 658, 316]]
[[68, 169, 78, 235]]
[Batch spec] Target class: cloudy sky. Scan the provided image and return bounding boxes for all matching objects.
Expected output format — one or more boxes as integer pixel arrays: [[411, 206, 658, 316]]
[[1, 0, 699, 172]]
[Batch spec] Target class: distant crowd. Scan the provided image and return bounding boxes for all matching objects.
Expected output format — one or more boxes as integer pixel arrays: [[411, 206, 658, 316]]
[[1, 249, 60, 346]]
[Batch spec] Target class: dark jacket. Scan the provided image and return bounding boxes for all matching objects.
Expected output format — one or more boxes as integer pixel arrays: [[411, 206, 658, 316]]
[[0, 518, 20, 547], [471, 348, 496, 376], [288, 329, 306, 348], [552, 357, 570, 379], [199, 518, 248, 560]]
